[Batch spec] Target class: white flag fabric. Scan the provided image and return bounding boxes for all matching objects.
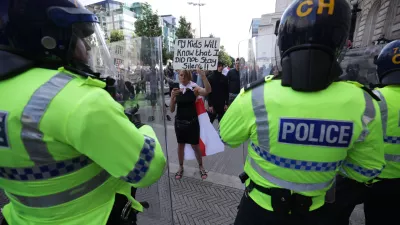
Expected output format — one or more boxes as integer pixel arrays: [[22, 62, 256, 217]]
[[184, 97, 225, 160], [222, 67, 230, 76]]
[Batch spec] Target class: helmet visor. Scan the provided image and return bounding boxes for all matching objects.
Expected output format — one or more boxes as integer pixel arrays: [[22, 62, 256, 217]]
[[68, 22, 116, 78]]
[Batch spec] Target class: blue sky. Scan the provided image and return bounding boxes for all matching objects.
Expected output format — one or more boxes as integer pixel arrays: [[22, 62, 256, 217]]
[[81, 0, 276, 57]]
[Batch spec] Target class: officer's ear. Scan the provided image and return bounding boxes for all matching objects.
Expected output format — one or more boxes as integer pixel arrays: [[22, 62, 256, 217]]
[[274, 20, 280, 36]]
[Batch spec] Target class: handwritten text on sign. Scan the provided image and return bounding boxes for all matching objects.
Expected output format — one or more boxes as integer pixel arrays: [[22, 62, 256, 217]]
[[173, 38, 220, 70]]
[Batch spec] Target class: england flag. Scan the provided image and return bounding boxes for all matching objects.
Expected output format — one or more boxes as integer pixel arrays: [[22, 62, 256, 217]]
[[184, 97, 224, 160]]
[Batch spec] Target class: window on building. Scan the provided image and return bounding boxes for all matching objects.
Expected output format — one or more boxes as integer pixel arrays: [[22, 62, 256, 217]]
[[115, 45, 123, 55], [362, 1, 381, 47], [384, 1, 400, 40], [114, 58, 124, 66], [97, 57, 103, 66]]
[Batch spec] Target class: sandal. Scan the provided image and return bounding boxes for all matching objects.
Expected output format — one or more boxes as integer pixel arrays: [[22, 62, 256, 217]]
[[175, 168, 184, 180], [200, 168, 208, 180]]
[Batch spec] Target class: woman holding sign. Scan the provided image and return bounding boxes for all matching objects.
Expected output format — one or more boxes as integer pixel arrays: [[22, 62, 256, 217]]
[[170, 67, 211, 180]]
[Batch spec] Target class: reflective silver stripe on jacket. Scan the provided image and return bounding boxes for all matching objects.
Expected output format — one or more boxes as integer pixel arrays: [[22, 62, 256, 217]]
[[248, 157, 333, 192], [385, 154, 400, 162], [8, 170, 110, 208], [0, 73, 93, 181], [120, 135, 156, 184], [357, 91, 376, 142], [373, 90, 400, 162], [21, 73, 74, 164], [251, 84, 270, 153], [374, 90, 400, 145]]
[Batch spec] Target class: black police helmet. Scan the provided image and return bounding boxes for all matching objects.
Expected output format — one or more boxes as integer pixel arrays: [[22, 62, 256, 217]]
[[277, 0, 351, 92], [278, 0, 351, 58], [0, 0, 98, 65], [376, 40, 400, 85]]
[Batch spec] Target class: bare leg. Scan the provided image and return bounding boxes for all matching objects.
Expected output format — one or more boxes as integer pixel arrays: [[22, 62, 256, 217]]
[[175, 143, 185, 179], [191, 144, 203, 169], [178, 143, 185, 168], [191, 145, 207, 179]]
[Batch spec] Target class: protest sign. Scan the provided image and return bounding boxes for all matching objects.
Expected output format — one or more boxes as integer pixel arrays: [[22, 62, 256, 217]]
[[173, 38, 221, 70]]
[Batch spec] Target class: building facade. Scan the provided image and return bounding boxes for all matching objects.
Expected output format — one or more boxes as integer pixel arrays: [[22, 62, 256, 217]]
[[85, 0, 137, 40], [249, 18, 261, 38], [159, 15, 177, 53], [256, 13, 281, 64], [131, 2, 148, 20], [351, 0, 399, 47], [254, 0, 294, 65], [340, 0, 400, 83]]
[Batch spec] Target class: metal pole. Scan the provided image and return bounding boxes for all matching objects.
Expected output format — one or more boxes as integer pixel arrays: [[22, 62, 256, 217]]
[[199, 0, 202, 37]]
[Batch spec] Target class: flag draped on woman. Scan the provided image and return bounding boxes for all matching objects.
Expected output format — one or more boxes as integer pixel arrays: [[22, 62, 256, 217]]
[[184, 97, 224, 160]]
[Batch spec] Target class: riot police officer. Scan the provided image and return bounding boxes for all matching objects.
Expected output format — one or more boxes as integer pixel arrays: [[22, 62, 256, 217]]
[[369, 40, 400, 225], [0, 1, 166, 224], [219, 0, 386, 224], [327, 40, 400, 225]]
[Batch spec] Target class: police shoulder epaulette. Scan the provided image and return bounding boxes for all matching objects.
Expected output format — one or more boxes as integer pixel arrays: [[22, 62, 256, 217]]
[[244, 75, 274, 92], [361, 86, 381, 101], [344, 80, 381, 101]]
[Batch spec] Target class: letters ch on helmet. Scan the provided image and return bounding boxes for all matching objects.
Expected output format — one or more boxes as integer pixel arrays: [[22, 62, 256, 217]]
[[296, 0, 335, 17], [393, 48, 400, 65]]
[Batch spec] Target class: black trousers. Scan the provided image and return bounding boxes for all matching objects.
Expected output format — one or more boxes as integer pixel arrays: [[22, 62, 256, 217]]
[[323, 176, 400, 225], [234, 193, 327, 225], [208, 106, 225, 123]]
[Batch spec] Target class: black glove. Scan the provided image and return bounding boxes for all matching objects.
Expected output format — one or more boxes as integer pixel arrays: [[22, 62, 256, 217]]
[[124, 108, 144, 129], [132, 119, 145, 129]]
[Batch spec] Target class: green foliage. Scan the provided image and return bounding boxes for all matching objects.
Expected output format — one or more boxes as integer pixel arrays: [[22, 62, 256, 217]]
[[134, 2, 162, 37], [176, 16, 194, 39], [218, 45, 232, 67], [230, 57, 235, 67], [162, 41, 174, 65], [110, 30, 125, 43]]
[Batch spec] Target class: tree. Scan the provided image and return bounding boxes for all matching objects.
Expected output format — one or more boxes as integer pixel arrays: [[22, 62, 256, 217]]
[[110, 30, 125, 43], [218, 45, 232, 67], [162, 40, 174, 65], [134, 3, 162, 37], [133, 2, 162, 65], [176, 16, 194, 39], [230, 57, 235, 67]]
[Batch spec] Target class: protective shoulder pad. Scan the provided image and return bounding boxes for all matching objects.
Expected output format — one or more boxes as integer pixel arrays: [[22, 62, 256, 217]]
[[244, 75, 274, 92], [344, 81, 381, 101], [0, 51, 35, 81], [60, 66, 106, 88]]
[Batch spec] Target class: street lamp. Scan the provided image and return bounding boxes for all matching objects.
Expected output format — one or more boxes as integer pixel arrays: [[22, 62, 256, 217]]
[[188, 1, 206, 38], [349, 0, 362, 42]]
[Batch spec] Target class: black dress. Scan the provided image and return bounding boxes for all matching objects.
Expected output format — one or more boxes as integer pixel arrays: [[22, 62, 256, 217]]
[[174, 89, 200, 145]]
